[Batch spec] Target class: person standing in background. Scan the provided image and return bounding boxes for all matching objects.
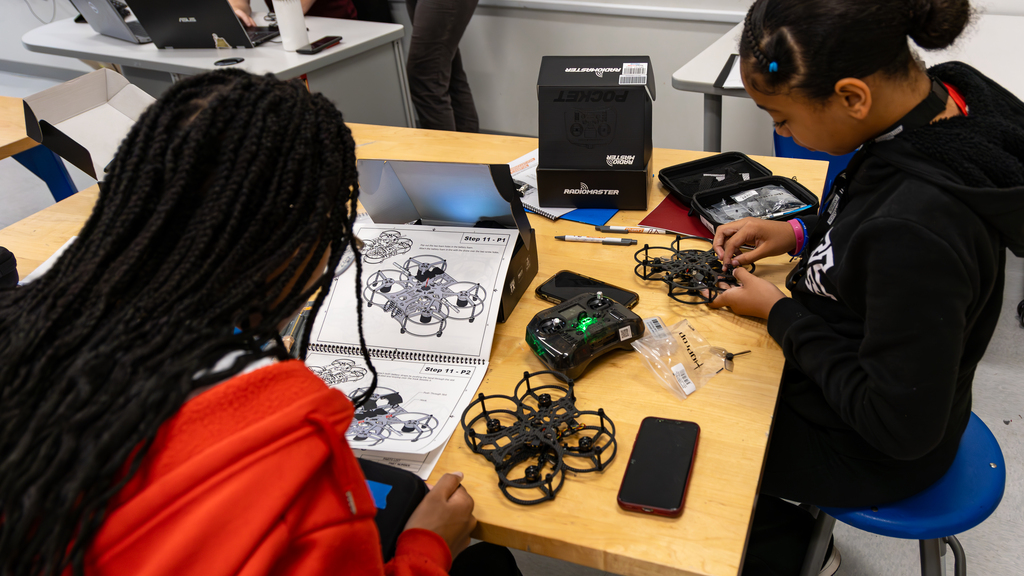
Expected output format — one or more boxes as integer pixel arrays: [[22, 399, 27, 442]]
[[405, 0, 480, 132]]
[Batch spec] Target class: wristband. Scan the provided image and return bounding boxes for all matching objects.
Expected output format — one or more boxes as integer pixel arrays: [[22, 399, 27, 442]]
[[787, 218, 807, 257]]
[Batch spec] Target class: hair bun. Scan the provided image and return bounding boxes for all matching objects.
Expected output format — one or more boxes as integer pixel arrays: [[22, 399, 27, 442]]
[[908, 0, 972, 50]]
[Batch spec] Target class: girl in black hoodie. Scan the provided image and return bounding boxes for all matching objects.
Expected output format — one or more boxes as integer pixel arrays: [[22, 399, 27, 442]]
[[709, 1, 1024, 573]]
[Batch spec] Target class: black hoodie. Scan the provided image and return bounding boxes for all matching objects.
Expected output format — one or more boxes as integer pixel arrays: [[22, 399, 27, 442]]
[[766, 63, 1024, 484]]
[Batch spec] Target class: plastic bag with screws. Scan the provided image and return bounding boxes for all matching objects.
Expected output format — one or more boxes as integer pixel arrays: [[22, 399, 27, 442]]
[[631, 317, 720, 400], [705, 185, 810, 224]]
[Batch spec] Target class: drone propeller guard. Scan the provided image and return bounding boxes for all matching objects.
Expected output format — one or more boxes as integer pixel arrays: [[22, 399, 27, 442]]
[[460, 371, 616, 505], [634, 236, 754, 304]]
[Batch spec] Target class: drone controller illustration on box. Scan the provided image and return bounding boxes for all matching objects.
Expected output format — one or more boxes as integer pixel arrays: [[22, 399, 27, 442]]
[[565, 108, 616, 148], [363, 255, 487, 337], [526, 291, 644, 379]]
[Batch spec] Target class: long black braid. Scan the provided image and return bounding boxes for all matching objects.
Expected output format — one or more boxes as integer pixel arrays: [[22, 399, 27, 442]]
[[0, 70, 377, 575]]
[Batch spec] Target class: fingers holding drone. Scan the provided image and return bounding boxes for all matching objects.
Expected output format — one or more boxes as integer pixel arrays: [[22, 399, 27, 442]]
[[705, 268, 786, 319], [713, 217, 796, 267]]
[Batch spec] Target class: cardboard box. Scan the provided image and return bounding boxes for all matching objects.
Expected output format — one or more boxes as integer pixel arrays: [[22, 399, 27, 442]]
[[357, 159, 539, 323], [536, 55, 655, 210], [23, 68, 155, 180]]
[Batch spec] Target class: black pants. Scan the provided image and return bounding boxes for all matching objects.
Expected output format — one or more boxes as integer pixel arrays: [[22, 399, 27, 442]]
[[450, 542, 522, 576], [743, 377, 956, 575], [405, 0, 479, 132]]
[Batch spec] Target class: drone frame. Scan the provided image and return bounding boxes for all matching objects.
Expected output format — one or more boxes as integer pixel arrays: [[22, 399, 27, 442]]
[[460, 370, 616, 505], [634, 235, 755, 305]]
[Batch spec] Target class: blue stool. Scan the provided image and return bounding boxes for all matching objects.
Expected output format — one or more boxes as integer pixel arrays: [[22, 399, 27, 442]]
[[13, 145, 78, 202], [773, 133, 855, 200], [799, 413, 1005, 576]]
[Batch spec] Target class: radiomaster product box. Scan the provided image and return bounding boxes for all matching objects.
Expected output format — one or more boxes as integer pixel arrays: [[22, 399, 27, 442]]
[[536, 56, 655, 210]]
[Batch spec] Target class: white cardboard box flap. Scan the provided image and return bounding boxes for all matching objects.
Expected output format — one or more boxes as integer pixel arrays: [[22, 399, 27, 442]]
[[23, 68, 155, 180]]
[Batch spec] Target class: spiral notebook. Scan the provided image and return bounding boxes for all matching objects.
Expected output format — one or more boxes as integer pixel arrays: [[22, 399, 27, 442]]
[[509, 149, 618, 225], [305, 222, 517, 467]]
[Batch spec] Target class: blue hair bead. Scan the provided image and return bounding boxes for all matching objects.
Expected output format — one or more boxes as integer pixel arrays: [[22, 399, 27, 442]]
[[768, 61, 779, 73]]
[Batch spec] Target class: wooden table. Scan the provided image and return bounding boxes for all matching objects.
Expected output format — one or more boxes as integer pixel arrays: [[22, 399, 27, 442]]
[[0, 96, 36, 160], [0, 124, 827, 576]]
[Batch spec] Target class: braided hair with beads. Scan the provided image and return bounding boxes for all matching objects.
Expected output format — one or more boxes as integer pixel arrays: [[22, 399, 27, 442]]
[[0, 70, 378, 576]]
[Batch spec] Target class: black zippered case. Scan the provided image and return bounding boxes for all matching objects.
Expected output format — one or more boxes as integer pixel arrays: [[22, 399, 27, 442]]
[[658, 151, 818, 233], [688, 175, 819, 233], [658, 152, 772, 207]]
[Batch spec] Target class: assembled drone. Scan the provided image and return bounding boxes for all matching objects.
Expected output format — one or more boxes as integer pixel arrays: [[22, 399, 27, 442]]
[[364, 255, 487, 337], [308, 358, 368, 388], [345, 386, 439, 446], [362, 230, 413, 264], [460, 371, 616, 505], [634, 235, 754, 305]]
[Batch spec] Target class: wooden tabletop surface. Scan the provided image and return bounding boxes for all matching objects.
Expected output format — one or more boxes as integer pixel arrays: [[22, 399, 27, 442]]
[[0, 96, 36, 160], [0, 123, 827, 576]]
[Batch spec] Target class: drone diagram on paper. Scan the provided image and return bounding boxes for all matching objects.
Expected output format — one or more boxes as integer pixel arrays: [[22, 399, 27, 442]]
[[361, 230, 487, 338]]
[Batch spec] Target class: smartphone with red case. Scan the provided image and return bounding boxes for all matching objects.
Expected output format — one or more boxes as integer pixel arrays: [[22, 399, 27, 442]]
[[617, 417, 699, 517]]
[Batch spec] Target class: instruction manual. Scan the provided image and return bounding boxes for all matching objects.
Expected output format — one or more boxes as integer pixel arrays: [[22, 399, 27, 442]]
[[509, 149, 575, 221], [305, 222, 518, 478]]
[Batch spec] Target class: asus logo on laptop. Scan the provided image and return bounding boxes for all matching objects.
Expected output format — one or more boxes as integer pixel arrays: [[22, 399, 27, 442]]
[[179, 17, 197, 22]]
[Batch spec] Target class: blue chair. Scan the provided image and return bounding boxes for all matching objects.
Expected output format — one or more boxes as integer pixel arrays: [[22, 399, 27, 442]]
[[799, 412, 1006, 576], [773, 133, 855, 200], [13, 145, 78, 202]]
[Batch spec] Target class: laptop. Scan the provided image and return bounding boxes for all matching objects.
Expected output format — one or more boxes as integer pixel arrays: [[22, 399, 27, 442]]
[[70, 0, 151, 44], [128, 0, 280, 49]]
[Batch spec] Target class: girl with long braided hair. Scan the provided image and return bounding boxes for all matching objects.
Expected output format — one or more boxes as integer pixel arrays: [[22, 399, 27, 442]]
[[0, 70, 476, 576], [708, 1, 1024, 574]]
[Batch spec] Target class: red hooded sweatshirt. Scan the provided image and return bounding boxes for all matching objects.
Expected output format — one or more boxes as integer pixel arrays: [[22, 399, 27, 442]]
[[73, 360, 451, 575]]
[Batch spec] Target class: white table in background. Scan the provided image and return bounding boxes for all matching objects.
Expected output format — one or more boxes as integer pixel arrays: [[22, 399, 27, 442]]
[[672, 14, 1024, 152], [22, 15, 415, 128]]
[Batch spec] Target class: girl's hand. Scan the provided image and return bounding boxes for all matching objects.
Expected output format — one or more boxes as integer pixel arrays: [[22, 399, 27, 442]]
[[707, 268, 786, 319], [403, 472, 477, 557], [713, 217, 797, 267]]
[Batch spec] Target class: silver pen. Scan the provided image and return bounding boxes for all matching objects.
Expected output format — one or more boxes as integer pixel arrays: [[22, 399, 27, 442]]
[[555, 235, 637, 246]]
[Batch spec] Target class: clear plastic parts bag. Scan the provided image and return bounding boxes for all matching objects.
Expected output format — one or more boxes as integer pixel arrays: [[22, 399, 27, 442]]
[[631, 317, 720, 400], [705, 185, 811, 223]]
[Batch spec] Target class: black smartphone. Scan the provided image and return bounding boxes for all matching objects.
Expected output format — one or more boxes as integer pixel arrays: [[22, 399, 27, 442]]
[[617, 417, 699, 517], [535, 270, 639, 308], [297, 35, 343, 55]]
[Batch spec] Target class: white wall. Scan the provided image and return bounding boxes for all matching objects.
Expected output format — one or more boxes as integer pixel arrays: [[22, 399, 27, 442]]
[[392, 0, 1024, 154], [1, 0, 93, 79], [392, 1, 775, 155], [3, 0, 1018, 154], [976, 0, 1024, 15]]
